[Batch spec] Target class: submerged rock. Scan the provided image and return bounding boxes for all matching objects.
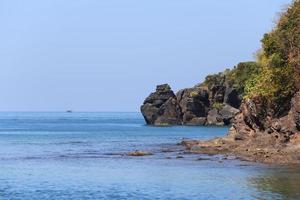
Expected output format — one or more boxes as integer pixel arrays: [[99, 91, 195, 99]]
[[127, 151, 153, 156]]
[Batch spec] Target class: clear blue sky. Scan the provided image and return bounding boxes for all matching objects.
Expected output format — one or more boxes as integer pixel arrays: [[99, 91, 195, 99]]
[[0, 0, 292, 111]]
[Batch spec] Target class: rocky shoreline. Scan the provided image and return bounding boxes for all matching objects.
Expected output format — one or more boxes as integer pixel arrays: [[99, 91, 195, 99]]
[[141, 1, 300, 165], [141, 79, 300, 165], [181, 132, 300, 165], [180, 92, 300, 165]]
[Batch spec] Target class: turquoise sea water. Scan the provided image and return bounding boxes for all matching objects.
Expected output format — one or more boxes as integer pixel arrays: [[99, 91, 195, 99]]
[[0, 112, 300, 200]]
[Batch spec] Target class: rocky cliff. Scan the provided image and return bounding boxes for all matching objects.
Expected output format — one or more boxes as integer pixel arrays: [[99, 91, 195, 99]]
[[142, 0, 300, 163], [141, 60, 260, 126], [224, 0, 300, 148], [182, 92, 300, 164], [182, 0, 300, 164], [141, 79, 240, 126]]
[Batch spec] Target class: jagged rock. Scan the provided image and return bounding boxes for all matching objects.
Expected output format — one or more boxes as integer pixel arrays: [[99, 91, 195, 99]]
[[210, 85, 226, 104], [224, 87, 241, 108], [178, 2, 300, 164], [206, 109, 224, 126], [206, 105, 240, 126], [241, 97, 268, 131], [141, 84, 241, 126], [176, 87, 210, 125], [290, 92, 300, 131], [272, 121, 282, 132], [141, 84, 182, 125], [219, 104, 240, 125], [229, 91, 300, 145]]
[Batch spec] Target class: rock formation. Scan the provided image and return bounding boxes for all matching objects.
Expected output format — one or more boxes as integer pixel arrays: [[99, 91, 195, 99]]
[[206, 105, 240, 126], [230, 92, 300, 144], [142, 0, 300, 164], [141, 83, 241, 126], [176, 87, 209, 125], [140, 84, 182, 125], [181, 92, 300, 164]]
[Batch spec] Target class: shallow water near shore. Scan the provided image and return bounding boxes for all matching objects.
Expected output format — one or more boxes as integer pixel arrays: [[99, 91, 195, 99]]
[[0, 112, 300, 200]]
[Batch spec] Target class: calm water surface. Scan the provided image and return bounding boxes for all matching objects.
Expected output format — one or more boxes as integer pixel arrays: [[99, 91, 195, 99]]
[[0, 112, 300, 200]]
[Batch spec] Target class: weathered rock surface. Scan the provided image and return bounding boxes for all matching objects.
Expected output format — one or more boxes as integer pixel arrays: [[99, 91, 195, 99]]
[[181, 91, 300, 164], [141, 84, 182, 125], [206, 109, 223, 126], [210, 84, 226, 104], [206, 105, 240, 126], [176, 87, 209, 125], [290, 92, 300, 131], [141, 84, 241, 126], [224, 87, 241, 108]]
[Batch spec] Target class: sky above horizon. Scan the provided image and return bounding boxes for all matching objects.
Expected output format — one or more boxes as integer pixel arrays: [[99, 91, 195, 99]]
[[0, 0, 292, 112]]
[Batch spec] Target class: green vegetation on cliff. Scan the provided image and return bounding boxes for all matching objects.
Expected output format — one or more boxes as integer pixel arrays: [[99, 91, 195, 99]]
[[203, 61, 260, 95], [245, 0, 300, 106], [226, 62, 260, 94], [202, 0, 300, 116]]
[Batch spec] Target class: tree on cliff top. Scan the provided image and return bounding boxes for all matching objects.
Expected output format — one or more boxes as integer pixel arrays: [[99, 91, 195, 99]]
[[244, 0, 300, 116]]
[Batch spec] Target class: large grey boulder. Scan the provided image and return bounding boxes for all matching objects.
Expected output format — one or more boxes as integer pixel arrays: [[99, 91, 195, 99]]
[[206, 104, 240, 126], [141, 84, 182, 125], [219, 104, 240, 125], [206, 109, 224, 126]]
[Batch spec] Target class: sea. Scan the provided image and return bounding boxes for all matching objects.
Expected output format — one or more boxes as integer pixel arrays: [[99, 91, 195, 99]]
[[0, 112, 299, 200]]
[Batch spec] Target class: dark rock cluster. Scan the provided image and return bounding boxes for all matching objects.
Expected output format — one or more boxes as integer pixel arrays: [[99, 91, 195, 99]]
[[230, 92, 300, 144], [141, 84, 241, 126], [141, 84, 182, 125], [176, 87, 209, 125]]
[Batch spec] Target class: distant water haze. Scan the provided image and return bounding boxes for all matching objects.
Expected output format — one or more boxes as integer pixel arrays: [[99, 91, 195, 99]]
[[0, 0, 292, 111]]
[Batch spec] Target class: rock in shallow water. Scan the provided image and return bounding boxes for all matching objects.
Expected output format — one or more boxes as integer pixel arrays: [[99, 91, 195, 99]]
[[141, 84, 182, 125], [127, 151, 153, 156]]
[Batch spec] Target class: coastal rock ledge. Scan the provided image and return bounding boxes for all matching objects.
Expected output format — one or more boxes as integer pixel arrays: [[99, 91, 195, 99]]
[[181, 92, 300, 165], [141, 1, 300, 164], [141, 84, 240, 126]]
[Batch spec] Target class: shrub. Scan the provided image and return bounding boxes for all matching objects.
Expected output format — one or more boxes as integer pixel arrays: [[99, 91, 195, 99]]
[[201, 0, 300, 116], [244, 0, 300, 106], [212, 102, 223, 110], [203, 72, 226, 90], [226, 62, 260, 94], [190, 91, 199, 98]]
